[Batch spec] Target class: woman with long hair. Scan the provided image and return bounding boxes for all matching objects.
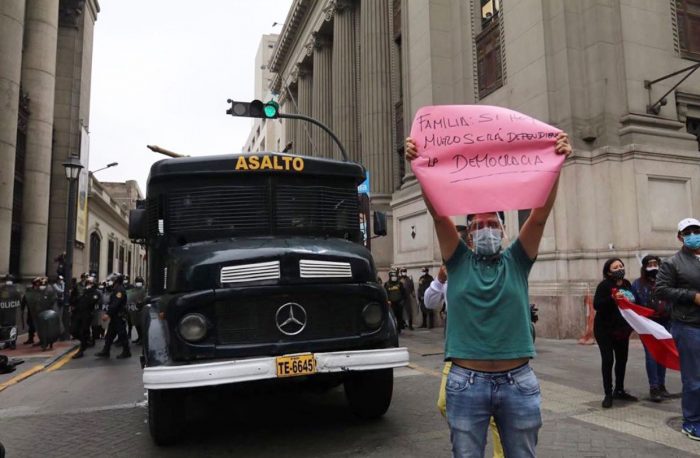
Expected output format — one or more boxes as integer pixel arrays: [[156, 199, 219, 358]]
[[593, 258, 638, 408]]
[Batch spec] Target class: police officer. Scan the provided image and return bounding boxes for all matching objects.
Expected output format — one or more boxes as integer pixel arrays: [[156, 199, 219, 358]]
[[399, 268, 416, 330], [418, 267, 435, 329], [384, 270, 407, 334], [71, 277, 100, 359], [127, 276, 146, 345], [24, 277, 57, 350], [96, 273, 131, 359], [0, 275, 22, 349]]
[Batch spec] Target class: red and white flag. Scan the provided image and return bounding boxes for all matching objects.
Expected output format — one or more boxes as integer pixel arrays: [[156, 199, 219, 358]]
[[613, 291, 680, 370]]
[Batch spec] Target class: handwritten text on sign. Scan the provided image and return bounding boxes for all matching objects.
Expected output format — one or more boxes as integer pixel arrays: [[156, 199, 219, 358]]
[[409, 105, 563, 216]]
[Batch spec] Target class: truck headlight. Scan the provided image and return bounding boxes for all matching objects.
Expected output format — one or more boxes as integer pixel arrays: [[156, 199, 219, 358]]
[[362, 302, 383, 329], [179, 313, 207, 342]]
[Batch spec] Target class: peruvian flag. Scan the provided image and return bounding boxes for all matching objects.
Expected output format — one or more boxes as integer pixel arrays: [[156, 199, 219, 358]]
[[613, 290, 680, 370]]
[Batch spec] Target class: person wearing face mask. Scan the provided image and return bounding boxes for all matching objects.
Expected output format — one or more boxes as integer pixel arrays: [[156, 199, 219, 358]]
[[24, 277, 58, 350], [127, 276, 147, 345], [417, 267, 434, 329], [593, 258, 637, 408], [96, 273, 131, 359], [71, 277, 101, 359], [405, 132, 572, 457], [384, 270, 407, 334], [630, 255, 671, 402], [399, 268, 416, 330], [0, 275, 22, 350], [655, 217, 700, 441]]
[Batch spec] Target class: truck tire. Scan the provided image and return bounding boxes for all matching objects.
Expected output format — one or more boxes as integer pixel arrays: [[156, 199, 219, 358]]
[[344, 368, 393, 419], [148, 389, 183, 446]]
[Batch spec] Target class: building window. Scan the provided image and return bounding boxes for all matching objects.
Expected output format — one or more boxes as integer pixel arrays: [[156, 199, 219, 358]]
[[107, 240, 115, 274], [476, 0, 503, 99], [119, 246, 125, 274], [688, 116, 700, 150], [89, 232, 101, 275], [676, 0, 700, 61]]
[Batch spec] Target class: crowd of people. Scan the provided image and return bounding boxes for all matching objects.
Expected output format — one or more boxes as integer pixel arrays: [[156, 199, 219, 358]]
[[382, 267, 438, 334], [0, 272, 147, 360]]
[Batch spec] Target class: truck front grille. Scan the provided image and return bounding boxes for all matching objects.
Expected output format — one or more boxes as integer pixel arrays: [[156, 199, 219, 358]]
[[214, 296, 361, 346], [299, 259, 352, 278], [220, 261, 281, 284]]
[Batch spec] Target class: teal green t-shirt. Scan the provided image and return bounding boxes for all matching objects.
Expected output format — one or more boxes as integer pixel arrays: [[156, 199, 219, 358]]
[[444, 239, 536, 360]]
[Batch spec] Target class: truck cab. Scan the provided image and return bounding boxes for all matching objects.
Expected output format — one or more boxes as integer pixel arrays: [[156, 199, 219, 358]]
[[129, 152, 409, 445]]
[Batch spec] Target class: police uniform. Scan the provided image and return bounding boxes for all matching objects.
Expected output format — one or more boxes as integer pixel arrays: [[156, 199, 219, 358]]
[[127, 284, 146, 344], [418, 271, 435, 328], [72, 286, 100, 357], [96, 283, 130, 358], [384, 277, 406, 332], [0, 284, 22, 349], [24, 286, 57, 349]]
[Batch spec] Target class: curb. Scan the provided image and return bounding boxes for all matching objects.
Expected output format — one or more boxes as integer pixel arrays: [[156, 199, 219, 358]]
[[0, 343, 79, 393]]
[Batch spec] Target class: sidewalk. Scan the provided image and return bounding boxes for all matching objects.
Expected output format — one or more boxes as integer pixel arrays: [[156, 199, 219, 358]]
[[0, 333, 78, 388], [399, 328, 698, 458]]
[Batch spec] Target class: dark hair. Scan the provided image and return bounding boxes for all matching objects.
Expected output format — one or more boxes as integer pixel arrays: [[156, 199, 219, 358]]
[[602, 257, 624, 279], [466, 211, 505, 227], [639, 254, 661, 283]]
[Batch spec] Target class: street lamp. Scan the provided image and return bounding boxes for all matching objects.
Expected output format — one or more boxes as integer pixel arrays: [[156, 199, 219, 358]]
[[91, 162, 118, 174], [62, 155, 83, 306]]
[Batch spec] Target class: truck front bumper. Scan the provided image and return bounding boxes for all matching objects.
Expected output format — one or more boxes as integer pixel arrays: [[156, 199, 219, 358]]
[[143, 347, 410, 390]]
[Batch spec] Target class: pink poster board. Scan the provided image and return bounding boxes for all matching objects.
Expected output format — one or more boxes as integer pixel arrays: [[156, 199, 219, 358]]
[[409, 105, 563, 216]]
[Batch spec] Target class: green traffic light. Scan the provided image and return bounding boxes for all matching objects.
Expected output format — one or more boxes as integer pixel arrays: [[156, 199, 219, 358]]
[[264, 101, 279, 118]]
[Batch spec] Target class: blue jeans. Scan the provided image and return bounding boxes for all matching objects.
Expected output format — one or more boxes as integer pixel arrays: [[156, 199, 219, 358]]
[[671, 320, 700, 425], [644, 321, 669, 388], [446, 363, 542, 458]]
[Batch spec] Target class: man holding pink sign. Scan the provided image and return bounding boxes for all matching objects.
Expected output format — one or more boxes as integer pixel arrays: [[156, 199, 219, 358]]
[[405, 105, 572, 458]]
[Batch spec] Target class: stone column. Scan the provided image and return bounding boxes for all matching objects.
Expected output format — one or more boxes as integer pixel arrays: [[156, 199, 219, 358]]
[[332, 1, 360, 163], [19, 0, 59, 278], [360, 0, 394, 195], [0, 0, 25, 276], [295, 64, 313, 156], [282, 85, 297, 152], [311, 34, 333, 158]]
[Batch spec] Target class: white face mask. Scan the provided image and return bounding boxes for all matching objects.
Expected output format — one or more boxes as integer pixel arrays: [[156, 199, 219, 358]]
[[135, 282, 143, 287], [5, 281, 12, 286], [39, 285, 47, 291], [106, 281, 113, 287], [472, 227, 503, 256]]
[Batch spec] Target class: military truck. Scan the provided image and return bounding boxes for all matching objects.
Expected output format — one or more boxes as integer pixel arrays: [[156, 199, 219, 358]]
[[129, 149, 409, 445]]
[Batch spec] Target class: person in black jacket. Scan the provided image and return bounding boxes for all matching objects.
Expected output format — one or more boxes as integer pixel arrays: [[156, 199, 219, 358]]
[[95, 274, 130, 359], [593, 258, 638, 408], [71, 277, 101, 359], [655, 217, 700, 441]]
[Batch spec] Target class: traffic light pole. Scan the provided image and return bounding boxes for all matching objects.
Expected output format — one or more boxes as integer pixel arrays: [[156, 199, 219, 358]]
[[277, 113, 349, 162]]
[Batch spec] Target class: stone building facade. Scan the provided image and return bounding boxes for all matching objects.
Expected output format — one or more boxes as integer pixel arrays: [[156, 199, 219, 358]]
[[85, 176, 146, 283], [267, 0, 700, 338], [0, 0, 100, 280]]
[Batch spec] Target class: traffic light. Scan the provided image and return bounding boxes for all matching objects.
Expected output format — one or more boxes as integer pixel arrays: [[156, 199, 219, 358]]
[[226, 99, 279, 119]]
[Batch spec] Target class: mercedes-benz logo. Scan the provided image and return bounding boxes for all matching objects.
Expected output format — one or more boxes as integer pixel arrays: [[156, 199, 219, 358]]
[[275, 302, 307, 336]]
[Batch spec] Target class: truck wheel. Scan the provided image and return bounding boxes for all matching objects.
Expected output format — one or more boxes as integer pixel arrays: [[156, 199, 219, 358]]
[[344, 368, 393, 419], [148, 389, 183, 446]]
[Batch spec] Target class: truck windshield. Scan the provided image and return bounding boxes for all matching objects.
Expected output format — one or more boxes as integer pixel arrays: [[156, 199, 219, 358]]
[[150, 174, 361, 243]]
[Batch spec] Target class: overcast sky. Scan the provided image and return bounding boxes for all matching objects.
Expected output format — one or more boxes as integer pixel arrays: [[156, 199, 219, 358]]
[[90, 0, 293, 193]]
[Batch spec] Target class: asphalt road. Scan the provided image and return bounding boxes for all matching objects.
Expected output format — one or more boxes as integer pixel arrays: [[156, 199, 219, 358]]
[[0, 330, 697, 457]]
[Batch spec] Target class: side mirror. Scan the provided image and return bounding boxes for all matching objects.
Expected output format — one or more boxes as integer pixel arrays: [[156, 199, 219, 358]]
[[129, 208, 147, 242], [373, 211, 387, 236]]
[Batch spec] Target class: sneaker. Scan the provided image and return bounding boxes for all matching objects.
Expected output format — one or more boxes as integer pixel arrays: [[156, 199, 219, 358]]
[[682, 423, 700, 441], [613, 390, 638, 402], [602, 395, 613, 408], [649, 387, 662, 403]]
